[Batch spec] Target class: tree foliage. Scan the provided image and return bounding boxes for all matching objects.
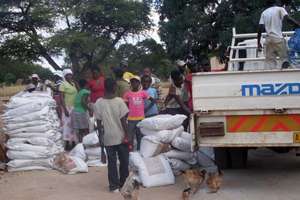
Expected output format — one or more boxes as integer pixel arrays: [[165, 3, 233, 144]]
[[0, 0, 152, 75], [0, 58, 53, 83], [155, 0, 300, 63], [114, 38, 173, 78]]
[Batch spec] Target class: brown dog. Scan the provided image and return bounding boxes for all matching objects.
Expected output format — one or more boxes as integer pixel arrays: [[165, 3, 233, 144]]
[[181, 169, 206, 199], [206, 171, 223, 193]]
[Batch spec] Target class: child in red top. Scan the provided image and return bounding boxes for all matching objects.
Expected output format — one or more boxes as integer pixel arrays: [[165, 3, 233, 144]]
[[123, 76, 154, 150]]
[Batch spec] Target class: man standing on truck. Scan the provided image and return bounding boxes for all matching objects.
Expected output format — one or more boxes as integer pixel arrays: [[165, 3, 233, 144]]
[[257, 0, 300, 69]]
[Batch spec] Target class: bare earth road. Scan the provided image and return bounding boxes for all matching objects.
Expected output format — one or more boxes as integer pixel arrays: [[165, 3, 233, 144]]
[[1, 149, 300, 200]]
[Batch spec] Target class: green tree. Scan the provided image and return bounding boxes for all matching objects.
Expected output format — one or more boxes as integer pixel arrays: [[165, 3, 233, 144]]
[[4, 73, 16, 85], [113, 38, 173, 78], [0, 58, 53, 83], [0, 0, 152, 75], [155, 0, 300, 63]]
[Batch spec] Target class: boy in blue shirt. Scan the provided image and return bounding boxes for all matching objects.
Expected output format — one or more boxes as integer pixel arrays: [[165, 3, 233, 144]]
[[141, 75, 159, 117]]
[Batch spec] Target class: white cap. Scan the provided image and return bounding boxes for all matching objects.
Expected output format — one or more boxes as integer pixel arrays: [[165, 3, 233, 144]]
[[31, 74, 40, 80], [63, 69, 73, 77], [176, 60, 186, 67]]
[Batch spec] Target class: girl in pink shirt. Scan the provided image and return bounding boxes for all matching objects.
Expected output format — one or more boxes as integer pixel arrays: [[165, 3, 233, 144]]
[[123, 76, 154, 150]]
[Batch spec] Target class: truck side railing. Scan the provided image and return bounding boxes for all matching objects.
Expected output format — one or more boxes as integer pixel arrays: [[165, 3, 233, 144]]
[[228, 27, 294, 70]]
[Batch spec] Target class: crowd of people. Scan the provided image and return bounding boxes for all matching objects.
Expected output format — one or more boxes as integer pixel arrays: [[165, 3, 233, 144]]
[[24, 60, 197, 192]]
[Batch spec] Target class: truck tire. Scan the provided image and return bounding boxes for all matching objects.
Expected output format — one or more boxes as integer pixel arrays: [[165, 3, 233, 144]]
[[214, 148, 231, 169], [228, 148, 248, 169]]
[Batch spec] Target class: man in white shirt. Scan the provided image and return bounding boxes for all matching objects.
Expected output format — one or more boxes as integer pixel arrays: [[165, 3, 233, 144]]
[[257, 0, 300, 69]]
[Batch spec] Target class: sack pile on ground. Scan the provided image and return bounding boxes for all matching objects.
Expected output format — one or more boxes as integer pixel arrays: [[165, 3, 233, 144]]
[[2, 91, 64, 172], [129, 115, 190, 188], [69, 132, 106, 168], [131, 114, 218, 188]]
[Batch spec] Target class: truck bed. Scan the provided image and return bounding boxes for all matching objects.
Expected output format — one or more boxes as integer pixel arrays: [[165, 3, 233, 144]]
[[191, 69, 300, 147]]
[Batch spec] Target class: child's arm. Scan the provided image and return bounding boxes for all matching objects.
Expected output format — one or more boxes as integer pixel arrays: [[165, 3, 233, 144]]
[[164, 85, 175, 107], [173, 95, 191, 115], [121, 115, 129, 141], [59, 84, 69, 117], [145, 97, 156, 113], [81, 94, 92, 115]]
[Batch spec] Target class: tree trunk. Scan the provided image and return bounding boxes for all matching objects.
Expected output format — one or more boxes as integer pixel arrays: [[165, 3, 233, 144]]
[[39, 50, 62, 70]]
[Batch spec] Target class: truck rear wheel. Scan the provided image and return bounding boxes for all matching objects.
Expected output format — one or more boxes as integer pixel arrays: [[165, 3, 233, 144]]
[[214, 147, 248, 169], [214, 148, 231, 169], [228, 148, 248, 169]]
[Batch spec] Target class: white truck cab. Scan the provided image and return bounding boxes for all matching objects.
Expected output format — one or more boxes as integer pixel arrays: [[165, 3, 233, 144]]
[[191, 28, 300, 168]]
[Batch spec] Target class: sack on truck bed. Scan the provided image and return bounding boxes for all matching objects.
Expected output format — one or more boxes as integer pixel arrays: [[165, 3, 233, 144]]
[[137, 114, 187, 131], [129, 152, 175, 188]]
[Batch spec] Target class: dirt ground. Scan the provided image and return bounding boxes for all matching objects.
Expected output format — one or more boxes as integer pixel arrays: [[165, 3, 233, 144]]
[[1, 149, 300, 200]]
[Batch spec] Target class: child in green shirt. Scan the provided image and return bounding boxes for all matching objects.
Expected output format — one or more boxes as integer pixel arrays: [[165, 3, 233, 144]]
[[71, 79, 92, 142]]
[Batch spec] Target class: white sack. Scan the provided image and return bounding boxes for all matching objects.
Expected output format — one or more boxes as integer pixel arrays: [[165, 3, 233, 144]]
[[85, 147, 102, 157], [69, 143, 87, 161], [5, 120, 48, 131], [6, 143, 60, 155], [53, 153, 88, 174], [4, 106, 50, 123], [168, 158, 190, 174], [7, 158, 53, 169], [129, 152, 175, 188], [140, 126, 184, 143], [137, 114, 187, 131], [83, 132, 99, 146], [69, 156, 89, 174], [86, 159, 107, 167], [7, 150, 54, 160], [158, 126, 184, 143], [7, 137, 55, 147], [171, 137, 191, 152], [140, 127, 159, 136], [164, 150, 197, 165], [180, 132, 192, 141], [7, 124, 52, 135], [140, 136, 171, 158], [8, 166, 51, 172], [9, 131, 58, 140]]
